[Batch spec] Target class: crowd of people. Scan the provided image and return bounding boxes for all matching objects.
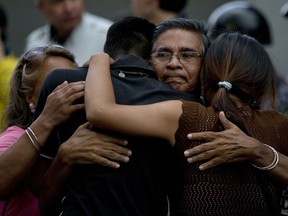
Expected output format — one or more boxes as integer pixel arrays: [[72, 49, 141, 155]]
[[0, 0, 288, 216]]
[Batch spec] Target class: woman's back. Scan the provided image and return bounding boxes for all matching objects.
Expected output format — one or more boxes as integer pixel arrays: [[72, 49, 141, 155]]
[[169, 101, 288, 215]]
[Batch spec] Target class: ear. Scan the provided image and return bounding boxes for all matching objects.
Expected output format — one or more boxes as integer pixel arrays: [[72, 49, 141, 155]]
[[35, 0, 45, 13], [25, 91, 36, 113]]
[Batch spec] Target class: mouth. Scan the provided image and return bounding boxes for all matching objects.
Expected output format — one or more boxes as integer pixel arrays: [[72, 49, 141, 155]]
[[63, 16, 81, 24], [164, 76, 186, 85]]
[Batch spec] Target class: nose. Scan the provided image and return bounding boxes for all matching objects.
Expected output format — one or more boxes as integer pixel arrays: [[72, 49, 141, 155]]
[[63, 0, 75, 12], [167, 54, 182, 67]]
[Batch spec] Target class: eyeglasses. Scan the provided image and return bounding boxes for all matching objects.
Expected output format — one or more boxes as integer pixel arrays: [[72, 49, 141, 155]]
[[23, 44, 66, 63], [150, 51, 202, 65]]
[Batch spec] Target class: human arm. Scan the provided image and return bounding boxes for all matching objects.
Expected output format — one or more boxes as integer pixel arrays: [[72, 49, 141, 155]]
[[37, 122, 131, 215], [85, 53, 181, 144], [185, 111, 288, 185], [0, 81, 84, 198]]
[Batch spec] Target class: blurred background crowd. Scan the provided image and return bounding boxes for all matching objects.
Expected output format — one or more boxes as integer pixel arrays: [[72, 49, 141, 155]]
[[0, 0, 287, 77]]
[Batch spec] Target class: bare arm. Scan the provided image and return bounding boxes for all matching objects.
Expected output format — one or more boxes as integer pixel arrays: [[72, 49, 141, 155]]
[[0, 81, 84, 198], [85, 53, 181, 144], [185, 111, 288, 185]]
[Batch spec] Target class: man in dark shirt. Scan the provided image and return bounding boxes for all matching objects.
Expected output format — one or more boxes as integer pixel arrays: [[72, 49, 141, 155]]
[[32, 17, 200, 216]]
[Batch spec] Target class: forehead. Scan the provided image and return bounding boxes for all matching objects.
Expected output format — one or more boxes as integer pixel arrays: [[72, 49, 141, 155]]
[[37, 56, 74, 78], [152, 29, 204, 53]]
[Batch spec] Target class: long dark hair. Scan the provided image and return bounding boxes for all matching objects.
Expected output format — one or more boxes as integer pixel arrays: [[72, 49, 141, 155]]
[[201, 32, 277, 133]]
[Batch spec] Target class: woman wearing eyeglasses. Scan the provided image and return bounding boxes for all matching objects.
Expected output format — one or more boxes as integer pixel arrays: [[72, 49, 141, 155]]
[[85, 32, 288, 215], [0, 45, 85, 216]]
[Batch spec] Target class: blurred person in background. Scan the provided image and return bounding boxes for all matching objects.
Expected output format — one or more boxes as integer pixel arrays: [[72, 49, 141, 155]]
[[130, 0, 188, 25], [25, 0, 112, 65], [0, 3, 18, 130]]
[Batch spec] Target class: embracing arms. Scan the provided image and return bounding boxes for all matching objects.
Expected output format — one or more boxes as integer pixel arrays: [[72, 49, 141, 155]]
[[185, 111, 288, 185], [0, 81, 84, 198], [85, 53, 181, 144]]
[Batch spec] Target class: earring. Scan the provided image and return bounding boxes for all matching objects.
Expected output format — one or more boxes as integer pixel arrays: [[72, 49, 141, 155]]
[[29, 103, 35, 113]]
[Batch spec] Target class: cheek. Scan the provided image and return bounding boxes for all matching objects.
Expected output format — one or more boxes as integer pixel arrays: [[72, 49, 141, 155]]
[[152, 64, 165, 80], [185, 66, 201, 91], [73, 1, 84, 15], [187, 65, 201, 82]]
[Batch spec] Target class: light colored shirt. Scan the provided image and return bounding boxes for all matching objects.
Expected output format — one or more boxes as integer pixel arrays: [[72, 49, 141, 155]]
[[25, 12, 112, 65]]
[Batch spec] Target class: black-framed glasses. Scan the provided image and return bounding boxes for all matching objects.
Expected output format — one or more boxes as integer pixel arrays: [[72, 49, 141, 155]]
[[151, 51, 202, 65], [23, 44, 66, 63]]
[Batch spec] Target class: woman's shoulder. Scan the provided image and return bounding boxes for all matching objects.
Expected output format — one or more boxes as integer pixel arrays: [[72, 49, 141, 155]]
[[0, 125, 24, 152], [181, 101, 217, 122], [256, 109, 288, 122], [182, 100, 215, 114]]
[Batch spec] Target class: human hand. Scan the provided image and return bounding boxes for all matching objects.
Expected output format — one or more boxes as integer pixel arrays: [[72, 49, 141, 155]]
[[82, 53, 115, 67], [40, 81, 85, 128], [184, 111, 261, 170], [58, 122, 131, 169]]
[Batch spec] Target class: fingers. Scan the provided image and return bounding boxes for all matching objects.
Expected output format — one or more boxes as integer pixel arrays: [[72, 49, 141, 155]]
[[67, 144, 131, 169], [187, 111, 239, 141], [100, 135, 129, 147], [184, 143, 213, 157], [90, 157, 121, 169], [53, 81, 84, 93], [185, 147, 222, 170], [61, 126, 132, 169], [187, 131, 214, 141], [78, 151, 126, 169], [69, 104, 85, 113], [197, 158, 223, 170], [219, 111, 235, 130], [41, 81, 86, 127], [81, 122, 93, 129], [53, 81, 68, 92], [95, 145, 131, 164], [54, 81, 85, 99]]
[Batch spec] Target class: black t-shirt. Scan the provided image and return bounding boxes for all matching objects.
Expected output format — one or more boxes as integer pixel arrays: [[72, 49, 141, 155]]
[[34, 56, 200, 216]]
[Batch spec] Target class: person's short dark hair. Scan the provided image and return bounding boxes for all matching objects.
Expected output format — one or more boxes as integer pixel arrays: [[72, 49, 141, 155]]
[[104, 16, 156, 59], [0, 3, 7, 42], [152, 18, 210, 55], [159, 0, 187, 14], [208, 1, 271, 45]]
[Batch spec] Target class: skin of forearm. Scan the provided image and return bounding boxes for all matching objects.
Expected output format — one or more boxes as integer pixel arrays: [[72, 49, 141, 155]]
[[0, 115, 56, 198]]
